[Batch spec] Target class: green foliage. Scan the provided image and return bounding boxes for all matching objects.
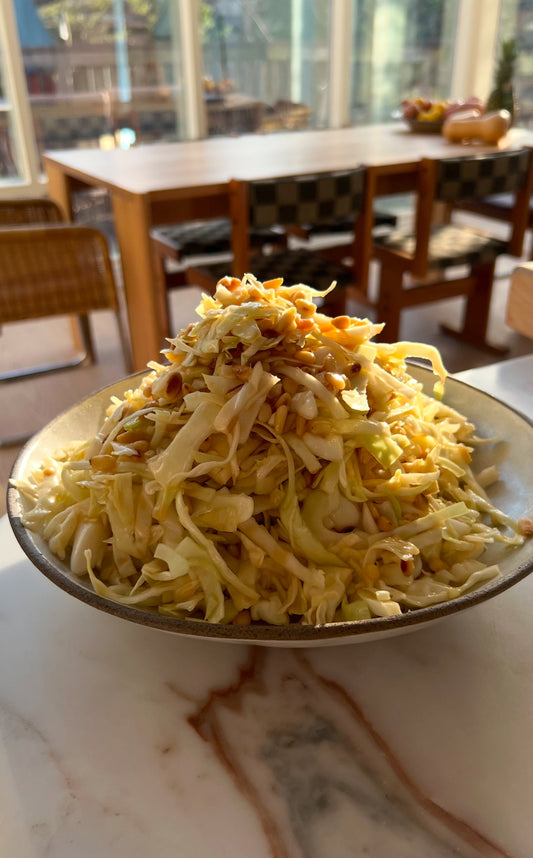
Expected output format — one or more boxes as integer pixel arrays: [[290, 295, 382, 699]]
[[486, 38, 517, 117], [36, 0, 159, 43], [493, 37, 517, 87]]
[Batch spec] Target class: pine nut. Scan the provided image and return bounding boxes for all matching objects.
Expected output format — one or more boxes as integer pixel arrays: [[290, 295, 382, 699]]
[[274, 404, 288, 434]]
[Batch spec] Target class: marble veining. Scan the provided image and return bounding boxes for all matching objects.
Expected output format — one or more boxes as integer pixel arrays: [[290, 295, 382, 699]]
[[189, 649, 511, 858], [2, 512, 533, 857]]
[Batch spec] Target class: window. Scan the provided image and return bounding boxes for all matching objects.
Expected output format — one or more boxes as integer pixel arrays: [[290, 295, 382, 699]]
[[200, 0, 331, 136], [350, 0, 459, 124], [0, 1, 507, 197], [498, 0, 533, 127], [0, 43, 19, 179], [13, 0, 188, 165]]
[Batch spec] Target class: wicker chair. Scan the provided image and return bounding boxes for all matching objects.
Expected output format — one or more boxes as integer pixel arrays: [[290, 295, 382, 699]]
[[185, 169, 374, 315], [0, 197, 65, 226], [370, 148, 533, 350], [0, 224, 131, 384]]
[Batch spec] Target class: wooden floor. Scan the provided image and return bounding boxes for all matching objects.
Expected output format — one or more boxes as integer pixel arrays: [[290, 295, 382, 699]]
[[2, 255, 533, 518]]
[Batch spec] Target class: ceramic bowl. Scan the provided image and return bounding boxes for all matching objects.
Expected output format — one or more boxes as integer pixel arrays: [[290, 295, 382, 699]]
[[7, 366, 533, 647]]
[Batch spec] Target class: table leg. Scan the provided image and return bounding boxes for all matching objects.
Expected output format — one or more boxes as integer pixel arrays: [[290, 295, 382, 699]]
[[111, 191, 169, 371], [45, 161, 78, 220]]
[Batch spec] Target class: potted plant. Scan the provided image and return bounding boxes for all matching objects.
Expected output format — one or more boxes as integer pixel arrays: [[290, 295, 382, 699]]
[[487, 38, 518, 122]]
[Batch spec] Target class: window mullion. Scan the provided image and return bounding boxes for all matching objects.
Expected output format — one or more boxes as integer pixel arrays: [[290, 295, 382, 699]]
[[450, 0, 502, 102], [0, 0, 42, 194], [178, 0, 206, 140], [328, 0, 353, 129]]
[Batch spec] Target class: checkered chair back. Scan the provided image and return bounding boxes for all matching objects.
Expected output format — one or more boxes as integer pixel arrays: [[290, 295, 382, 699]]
[[434, 149, 531, 203], [247, 169, 367, 229], [0, 225, 119, 324]]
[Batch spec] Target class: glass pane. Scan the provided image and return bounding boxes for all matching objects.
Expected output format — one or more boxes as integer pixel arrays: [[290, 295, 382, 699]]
[[200, 0, 330, 136], [497, 1, 533, 127], [350, 0, 459, 124], [13, 0, 187, 164], [0, 30, 22, 180]]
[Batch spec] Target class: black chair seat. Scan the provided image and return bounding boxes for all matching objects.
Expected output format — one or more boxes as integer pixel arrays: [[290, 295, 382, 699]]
[[301, 209, 396, 237], [375, 224, 508, 268], [190, 248, 355, 293], [151, 218, 283, 261]]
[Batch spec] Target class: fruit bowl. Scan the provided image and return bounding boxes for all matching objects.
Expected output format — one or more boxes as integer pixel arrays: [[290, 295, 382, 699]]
[[405, 117, 444, 134]]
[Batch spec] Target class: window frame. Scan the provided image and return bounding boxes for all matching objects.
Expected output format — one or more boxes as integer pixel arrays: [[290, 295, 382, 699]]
[[0, 0, 503, 199]]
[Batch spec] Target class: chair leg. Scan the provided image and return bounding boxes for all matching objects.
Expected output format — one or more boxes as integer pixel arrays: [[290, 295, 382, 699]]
[[375, 262, 404, 343], [77, 314, 96, 364], [440, 261, 508, 355], [0, 314, 95, 383], [114, 310, 133, 374]]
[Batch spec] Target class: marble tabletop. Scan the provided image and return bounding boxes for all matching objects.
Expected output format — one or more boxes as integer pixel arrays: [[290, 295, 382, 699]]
[[1, 354, 533, 858]]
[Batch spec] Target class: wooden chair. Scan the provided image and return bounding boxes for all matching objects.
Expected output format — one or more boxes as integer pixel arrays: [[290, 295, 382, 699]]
[[0, 196, 90, 364], [150, 218, 287, 313], [185, 168, 374, 315], [454, 193, 533, 259], [286, 207, 397, 243], [370, 148, 533, 350], [0, 224, 132, 384]]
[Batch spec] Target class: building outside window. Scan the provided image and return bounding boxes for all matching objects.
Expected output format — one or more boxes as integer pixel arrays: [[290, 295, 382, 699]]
[[0, 0, 512, 199], [498, 0, 533, 126]]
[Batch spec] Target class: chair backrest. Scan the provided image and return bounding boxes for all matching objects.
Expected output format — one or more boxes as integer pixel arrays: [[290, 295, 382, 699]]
[[246, 170, 367, 229], [413, 147, 533, 277], [0, 224, 119, 325], [433, 149, 531, 203], [229, 168, 373, 288], [0, 197, 64, 226]]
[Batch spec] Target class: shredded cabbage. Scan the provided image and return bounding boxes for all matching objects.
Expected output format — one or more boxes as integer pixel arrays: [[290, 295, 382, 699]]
[[14, 274, 532, 627]]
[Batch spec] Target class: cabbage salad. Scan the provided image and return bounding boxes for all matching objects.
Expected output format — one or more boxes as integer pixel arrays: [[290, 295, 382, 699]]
[[15, 275, 531, 626]]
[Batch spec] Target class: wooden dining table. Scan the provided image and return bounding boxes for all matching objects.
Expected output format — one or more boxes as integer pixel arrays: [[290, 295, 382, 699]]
[[44, 122, 533, 372]]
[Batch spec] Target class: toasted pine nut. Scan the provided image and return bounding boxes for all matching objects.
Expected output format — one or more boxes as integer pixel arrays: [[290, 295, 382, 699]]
[[296, 415, 307, 437], [284, 412, 297, 433], [274, 404, 288, 435], [233, 610, 252, 626], [332, 315, 351, 329], [295, 348, 316, 365], [131, 440, 149, 453], [90, 454, 115, 472], [325, 372, 346, 391], [309, 419, 330, 436], [275, 392, 291, 409], [282, 377, 298, 395], [258, 402, 272, 423]]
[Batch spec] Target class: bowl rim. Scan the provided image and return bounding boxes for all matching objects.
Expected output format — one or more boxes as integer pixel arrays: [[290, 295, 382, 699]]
[[6, 366, 533, 644]]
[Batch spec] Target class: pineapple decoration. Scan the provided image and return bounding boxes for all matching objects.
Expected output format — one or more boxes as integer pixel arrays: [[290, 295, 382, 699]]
[[487, 38, 518, 122]]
